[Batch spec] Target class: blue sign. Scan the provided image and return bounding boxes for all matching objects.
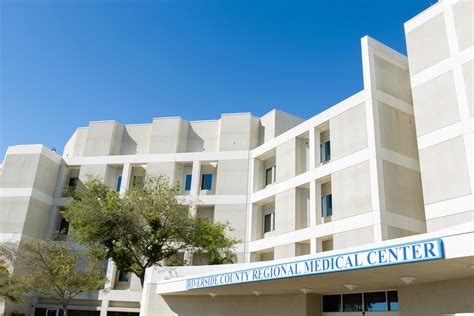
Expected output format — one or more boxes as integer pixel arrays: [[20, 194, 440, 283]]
[[186, 238, 443, 290]]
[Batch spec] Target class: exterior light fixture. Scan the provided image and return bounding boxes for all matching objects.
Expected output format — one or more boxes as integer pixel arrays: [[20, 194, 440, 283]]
[[344, 283, 358, 291], [300, 288, 311, 295], [209, 293, 217, 298], [400, 276, 416, 284], [252, 291, 262, 296]]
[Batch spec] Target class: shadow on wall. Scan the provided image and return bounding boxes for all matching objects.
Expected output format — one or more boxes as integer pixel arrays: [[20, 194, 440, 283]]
[[120, 129, 138, 155], [186, 126, 205, 152], [162, 293, 311, 315]]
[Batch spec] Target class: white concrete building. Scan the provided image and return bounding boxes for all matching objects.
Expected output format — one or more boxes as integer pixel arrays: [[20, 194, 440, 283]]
[[0, 0, 472, 315]]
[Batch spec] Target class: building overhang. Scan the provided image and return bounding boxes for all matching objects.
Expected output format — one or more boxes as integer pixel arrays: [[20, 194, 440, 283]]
[[146, 222, 474, 296]]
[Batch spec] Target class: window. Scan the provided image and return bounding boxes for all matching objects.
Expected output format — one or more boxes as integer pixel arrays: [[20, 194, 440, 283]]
[[201, 174, 213, 190], [118, 271, 130, 282], [326, 194, 332, 216], [364, 291, 387, 311], [325, 141, 331, 161], [321, 194, 332, 217], [321, 196, 325, 217], [68, 177, 78, 189], [322, 239, 333, 252], [323, 291, 398, 313], [388, 290, 399, 311], [343, 293, 363, 312], [265, 166, 275, 186], [264, 212, 275, 233], [323, 294, 341, 312], [116, 176, 122, 192], [57, 217, 69, 240], [132, 175, 145, 188], [320, 144, 323, 163], [184, 174, 192, 191]]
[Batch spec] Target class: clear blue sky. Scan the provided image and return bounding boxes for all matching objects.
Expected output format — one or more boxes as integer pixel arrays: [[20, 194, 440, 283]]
[[1, 0, 432, 159]]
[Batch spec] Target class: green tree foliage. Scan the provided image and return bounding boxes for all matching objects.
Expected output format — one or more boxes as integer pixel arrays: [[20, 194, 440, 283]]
[[0, 240, 106, 316], [0, 263, 28, 303], [63, 176, 239, 286]]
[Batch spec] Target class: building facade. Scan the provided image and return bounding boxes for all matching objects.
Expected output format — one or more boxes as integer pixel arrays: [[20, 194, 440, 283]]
[[0, 0, 473, 315]]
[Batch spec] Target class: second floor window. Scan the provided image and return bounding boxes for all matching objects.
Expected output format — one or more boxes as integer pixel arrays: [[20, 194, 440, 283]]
[[68, 177, 78, 189], [264, 212, 275, 233], [118, 271, 130, 282], [201, 174, 213, 191], [184, 174, 192, 191], [116, 176, 122, 192], [265, 166, 276, 186], [56, 217, 69, 240], [320, 141, 331, 163], [321, 194, 333, 217]]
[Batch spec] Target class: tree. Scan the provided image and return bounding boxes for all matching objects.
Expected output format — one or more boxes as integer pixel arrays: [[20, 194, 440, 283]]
[[0, 263, 28, 303], [63, 175, 239, 286], [0, 240, 106, 316]]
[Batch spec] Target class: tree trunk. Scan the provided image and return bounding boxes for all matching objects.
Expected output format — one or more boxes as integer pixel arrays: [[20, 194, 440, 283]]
[[139, 271, 145, 288], [63, 304, 68, 316]]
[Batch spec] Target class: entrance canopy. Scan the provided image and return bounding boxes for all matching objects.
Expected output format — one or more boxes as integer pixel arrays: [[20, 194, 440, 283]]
[[146, 223, 474, 296]]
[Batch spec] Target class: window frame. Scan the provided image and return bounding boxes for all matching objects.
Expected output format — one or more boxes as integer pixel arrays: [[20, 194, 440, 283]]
[[263, 211, 275, 234], [184, 174, 192, 191], [265, 166, 275, 186], [201, 173, 213, 191], [116, 176, 122, 192]]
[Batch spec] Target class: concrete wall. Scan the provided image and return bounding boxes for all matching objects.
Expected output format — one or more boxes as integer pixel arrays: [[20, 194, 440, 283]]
[[214, 204, 247, 247], [406, 12, 450, 75], [218, 113, 259, 151], [276, 139, 297, 182], [412, 70, 460, 136], [330, 103, 368, 161], [63, 127, 88, 157], [120, 124, 151, 155], [333, 226, 374, 250], [143, 293, 321, 316], [83, 121, 123, 156], [215, 159, 249, 195], [331, 162, 372, 221], [275, 189, 296, 235], [186, 121, 219, 153], [259, 110, 304, 144], [374, 55, 412, 104], [399, 277, 474, 316], [378, 102, 418, 159], [0, 146, 61, 241], [419, 136, 471, 205], [149, 117, 187, 154], [382, 161, 425, 222]]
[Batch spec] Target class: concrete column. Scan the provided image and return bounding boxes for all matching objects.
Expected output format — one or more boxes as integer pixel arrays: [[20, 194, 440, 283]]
[[314, 129, 321, 168], [309, 127, 316, 170], [119, 163, 132, 197], [53, 164, 68, 197], [99, 300, 108, 316], [46, 206, 61, 239], [309, 180, 317, 254], [100, 259, 116, 316], [190, 161, 201, 198]]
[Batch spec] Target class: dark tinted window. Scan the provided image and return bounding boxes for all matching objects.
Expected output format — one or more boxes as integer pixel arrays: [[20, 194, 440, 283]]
[[364, 291, 387, 311], [265, 167, 273, 185], [201, 174, 213, 190], [184, 174, 192, 191], [264, 213, 273, 233], [323, 294, 341, 312], [388, 290, 399, 311], [68, 177, 79, 188], [35, 308, 47, 316], [343, 293, 363, 312]]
